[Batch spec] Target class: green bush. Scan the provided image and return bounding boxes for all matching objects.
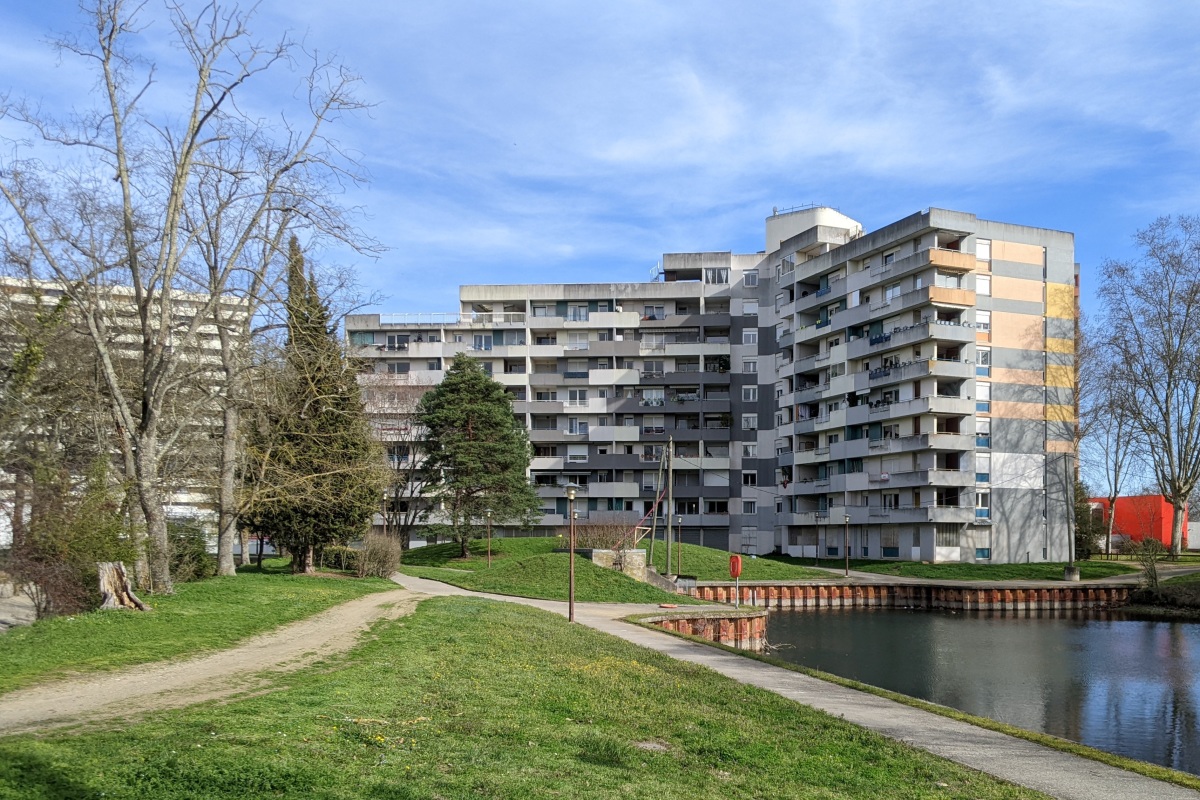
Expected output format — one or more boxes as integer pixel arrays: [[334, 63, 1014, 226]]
[[319, 545, 358, 572], [1130, 584, 1200, 610], [168, 519, 217, 583]]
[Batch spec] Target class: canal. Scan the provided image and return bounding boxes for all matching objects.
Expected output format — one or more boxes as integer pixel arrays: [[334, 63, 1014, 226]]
[[769, 608, 1200, 775]]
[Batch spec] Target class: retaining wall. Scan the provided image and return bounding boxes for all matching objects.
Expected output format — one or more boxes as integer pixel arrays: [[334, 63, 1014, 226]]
[[642, 610, 768, 651], [689, 582, 1131, 612]]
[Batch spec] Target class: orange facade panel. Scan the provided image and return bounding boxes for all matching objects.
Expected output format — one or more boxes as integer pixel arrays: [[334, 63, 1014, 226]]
[[990, 401, 1044, 420], [992, 275, 1044, 303], [929, 249, 978, 272], [993, 240, 1045, 265], [990, 311, 1044, 350], [993, 367, 1044, 385]]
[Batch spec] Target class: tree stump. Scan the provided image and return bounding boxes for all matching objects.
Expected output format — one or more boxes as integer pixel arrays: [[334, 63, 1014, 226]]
[[98, 562, 150, 611]]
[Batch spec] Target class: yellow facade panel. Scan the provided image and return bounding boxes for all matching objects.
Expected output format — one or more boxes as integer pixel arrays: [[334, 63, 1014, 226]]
[[991, 311, 1044, 350], [1045, 404, 1076, 422], [991, 401, 1044, 420], [1046, 337, 1074, 354], [1046, 364, 1074, 388], [1046, 283, 1075, 319], [993, 240, 1045, 265], [992, 275, 1044, 303]]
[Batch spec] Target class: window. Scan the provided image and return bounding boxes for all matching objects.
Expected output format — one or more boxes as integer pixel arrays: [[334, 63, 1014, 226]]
[[883, 251, 896, 265], [387, 445, 410, 466], [826, 432, 840, 445], [742, 472, 757, 486], [742, 443, 758, 458], [936, 524, 961, 547], [705, 500, 729, 514], [535, 391, 557, 402], [744, 270, 759, 287], [976, 239, 991, 261], [976, 491, 991, 519], [567, 332, 589, 350], [387, 362, 409, 374], [977, 382, 991, 413], [975, 548, 992, 559], [935, 271, 963, 289], [976, 347, 991, 377], [742, 386, 758, 402], [427, 359, 442, 371], [742, 359, 758, 374], [743, 300, 759, 316], [704, 267, 729, 284], [976, 310, 991, 331], [643, 360, 664, 376], [976, 274, 991, 296], [885, 282, 901, 302], [743, 329, 758, 345], [976, 418, 991, 448], [742, 414, 758, 430], [742, 500, 758, 514], [349, 331, 374, 346], [567, 389, 588, 406], [976, 453, 991, 483], [532, 304, 550, 317], [882, 423, 900, 439], [881, 527, 900, 558]]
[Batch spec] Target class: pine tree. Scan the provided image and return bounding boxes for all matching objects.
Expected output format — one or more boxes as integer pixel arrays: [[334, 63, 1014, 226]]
[[418, 355, 542, 557], [240, 237, 383, 573]]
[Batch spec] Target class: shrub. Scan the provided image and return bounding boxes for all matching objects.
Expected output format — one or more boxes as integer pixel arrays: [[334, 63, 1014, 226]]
[[357, 534, 403, 578], [168, 519, 217, 583], [320, 545, 359, 572]]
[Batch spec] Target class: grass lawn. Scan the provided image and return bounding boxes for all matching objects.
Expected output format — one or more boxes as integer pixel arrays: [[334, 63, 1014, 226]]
[[399, 553, 708, 605], [780, 558, 1138, 581], [642, 540, 830, 581], [0, 597, 1049, 800], [1164, 570, 1200, 586], [0, 564, 395, 695]]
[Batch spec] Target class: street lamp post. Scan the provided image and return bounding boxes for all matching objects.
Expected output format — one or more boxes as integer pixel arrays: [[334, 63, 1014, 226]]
[[485, 509, 493, 567], [844, 513, 851, 578], [565, 485, 577, 622], [676, 516, 683, 578]]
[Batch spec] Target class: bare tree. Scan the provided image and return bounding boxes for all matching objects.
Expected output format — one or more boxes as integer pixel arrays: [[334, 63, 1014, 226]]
[[1099, 216, 1200, 557], [0, 1, 373, 588], [359, 373, 434, 551]]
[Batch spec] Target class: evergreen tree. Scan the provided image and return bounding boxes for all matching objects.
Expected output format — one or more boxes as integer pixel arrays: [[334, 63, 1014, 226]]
[[240, 237, 383, 573], [418, 355, 542, 556]]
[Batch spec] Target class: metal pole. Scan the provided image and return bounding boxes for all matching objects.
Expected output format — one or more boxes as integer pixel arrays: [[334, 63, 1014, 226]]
[[486, 509, 493, 567], [665, 437, 674, 577], [676, 515, 683, 578], [567, 489, 576, 623], [844, 513, 851, 577]]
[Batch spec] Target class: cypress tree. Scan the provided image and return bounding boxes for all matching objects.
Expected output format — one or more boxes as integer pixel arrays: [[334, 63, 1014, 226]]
[[241, 237, 383, 573]]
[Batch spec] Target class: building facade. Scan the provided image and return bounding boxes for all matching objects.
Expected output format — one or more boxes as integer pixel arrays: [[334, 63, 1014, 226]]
[[347, 206, 1077, 563]]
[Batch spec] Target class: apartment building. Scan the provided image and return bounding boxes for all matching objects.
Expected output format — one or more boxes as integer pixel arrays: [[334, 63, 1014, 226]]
[[348, 205, 1076, 563]]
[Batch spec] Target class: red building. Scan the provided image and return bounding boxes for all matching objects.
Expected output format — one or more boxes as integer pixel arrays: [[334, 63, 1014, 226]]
[[1087, 494, 1188, 550]]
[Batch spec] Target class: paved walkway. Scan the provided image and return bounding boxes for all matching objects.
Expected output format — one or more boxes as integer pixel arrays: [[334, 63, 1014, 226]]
[[396, 574, 1200, 800]]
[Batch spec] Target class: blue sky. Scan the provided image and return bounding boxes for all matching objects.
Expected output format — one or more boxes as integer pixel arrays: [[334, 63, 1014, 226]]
[[4, 1, 1200, 317]]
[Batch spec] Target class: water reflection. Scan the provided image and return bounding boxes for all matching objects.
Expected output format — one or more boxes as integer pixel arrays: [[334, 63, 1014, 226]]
[[768, 608, 1200, 775]]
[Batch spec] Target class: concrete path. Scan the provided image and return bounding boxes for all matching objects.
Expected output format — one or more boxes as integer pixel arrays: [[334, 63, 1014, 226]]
[[396, 574, 1200, 800]]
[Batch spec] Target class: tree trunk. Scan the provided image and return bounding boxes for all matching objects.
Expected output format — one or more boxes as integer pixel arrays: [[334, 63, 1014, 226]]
[[293, 544, 315, 574], [215, 401, 239, 576], [1171, 501, 1185, 558], [237, 527, 251, 567], [10, 471, 26, 549], [135, 443, 173, 593], [98, 562, 150, 611]]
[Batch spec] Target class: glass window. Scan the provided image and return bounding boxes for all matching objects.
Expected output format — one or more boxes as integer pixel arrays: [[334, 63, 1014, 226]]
[[976, 418, 991, 448], [704, 267, 729, 284], [976, 310, 991, 331], [976, 491, 991, 518], [977, 381, 991, 413], [976, 239, 991, 261], [977, 274, 991, 296], [976, 347, 991, 377], [744, 300, 759, 316], [743, 359, 758, 374], [742, 500, 757, 514], [976, 453, 991, 483], [349, 331, 374, 345], [742, 386, 758, 402], [743, 329, 758, 345], [741, 414, 758, 430], [742, 443, 758, 458], [744, 270, 759, 287]]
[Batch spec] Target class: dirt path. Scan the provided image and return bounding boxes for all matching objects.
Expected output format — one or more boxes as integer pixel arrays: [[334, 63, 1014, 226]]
[[0, 588, 415, 735]]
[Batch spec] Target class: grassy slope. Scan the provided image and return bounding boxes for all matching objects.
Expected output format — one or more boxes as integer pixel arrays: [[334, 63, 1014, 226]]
[[403, 537, 829, 581], [0, 598, 1048, 800], [0, 565, 395, 695], [782, 558, 1137, 581]]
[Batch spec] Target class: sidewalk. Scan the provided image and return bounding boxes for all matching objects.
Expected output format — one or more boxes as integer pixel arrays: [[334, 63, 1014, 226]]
[[397, 574, 1200, 800]]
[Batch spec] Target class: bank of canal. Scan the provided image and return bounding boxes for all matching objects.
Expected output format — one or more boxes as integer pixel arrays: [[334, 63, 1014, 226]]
[[767, 606, 1200, 776]]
